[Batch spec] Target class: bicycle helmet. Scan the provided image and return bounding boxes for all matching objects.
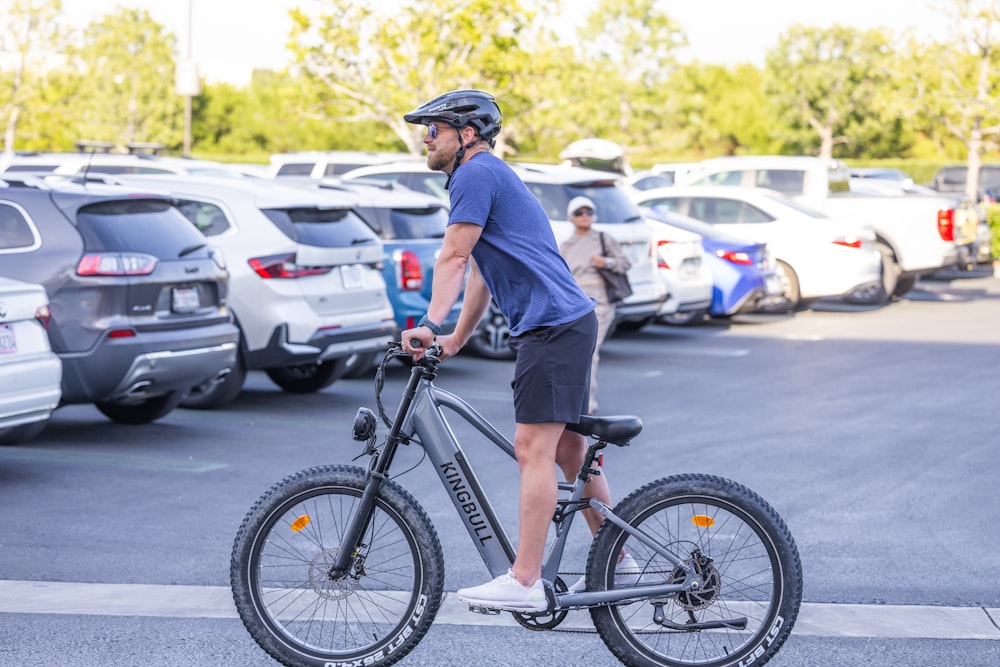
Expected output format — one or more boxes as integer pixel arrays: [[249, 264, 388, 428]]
[[403, 89, 502, 148]]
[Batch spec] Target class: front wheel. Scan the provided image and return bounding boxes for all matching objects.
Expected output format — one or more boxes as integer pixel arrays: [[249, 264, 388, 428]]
[[231, 465, 444, 667], [95, 391, 182, 423], [588, 474, 802, 667]]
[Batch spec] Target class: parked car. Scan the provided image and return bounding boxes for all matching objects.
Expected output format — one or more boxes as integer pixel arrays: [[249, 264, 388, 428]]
[[267, 151, 418, 179], [342, 160, 667, 354], [111, 174, 396, 407], [342, 161, 451, 205], [1, 150, 248, 178], [0, 277, 62, 444], [645, 208, 782, 319], [684, 155, 976, 297], [643, 216, 714, 325], [632, 186, 884, 310], [0, 174, 238, 423], [290, 176, 464, 375]]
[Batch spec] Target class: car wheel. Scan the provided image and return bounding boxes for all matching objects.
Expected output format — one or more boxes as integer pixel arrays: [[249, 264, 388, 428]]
[[893, 274, 918, 298], [658, 309, 708, 326], [265, 358, 348, 393], [465, 302, 515, 360], [95, 392, 183, 424], [848, 241, 898, 305], [182, 354, 248, 410], [339, 350, 383, 380], [613, 317, 653, 332], [758, 260, 799, 313], [0, 420, 49, 446]]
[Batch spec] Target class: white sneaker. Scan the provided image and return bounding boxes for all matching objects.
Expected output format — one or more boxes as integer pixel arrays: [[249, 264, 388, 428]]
[[568, 553, 643, 593], [457, 569, 547, 612]]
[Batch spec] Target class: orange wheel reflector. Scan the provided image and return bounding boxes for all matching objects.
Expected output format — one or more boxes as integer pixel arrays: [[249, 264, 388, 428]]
[[291, 515, 311, 532], [692, 515, 714, 528]]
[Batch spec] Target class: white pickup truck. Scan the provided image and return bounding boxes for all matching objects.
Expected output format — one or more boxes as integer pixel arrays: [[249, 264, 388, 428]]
[[684, 156, 978, 297]]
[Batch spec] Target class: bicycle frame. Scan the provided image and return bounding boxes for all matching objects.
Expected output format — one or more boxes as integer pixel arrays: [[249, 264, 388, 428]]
[[335, 352, 702, 611]]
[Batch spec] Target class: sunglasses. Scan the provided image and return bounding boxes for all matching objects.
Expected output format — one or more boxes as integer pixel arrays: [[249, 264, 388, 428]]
[[427, 122, 442, 140], [572, 208, 595, 217]]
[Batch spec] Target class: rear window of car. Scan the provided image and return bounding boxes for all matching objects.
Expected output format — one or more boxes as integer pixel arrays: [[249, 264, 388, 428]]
[[174, 200, 232, 236], [275, 163, 315, 176], [756, 169, 805, 195], [261, 207, 379, 248], [75, 199, 211, 257], [0, 202, 38, 250], [522, 182, 643, 224], [362, 206, 448, 240]]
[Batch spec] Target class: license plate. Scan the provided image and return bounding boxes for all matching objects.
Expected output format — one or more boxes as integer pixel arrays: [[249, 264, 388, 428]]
[[0, 323, 15, 354], [171, 286, 200, 313], [341, 265, 364, 290], [679, 257, 701, 278]]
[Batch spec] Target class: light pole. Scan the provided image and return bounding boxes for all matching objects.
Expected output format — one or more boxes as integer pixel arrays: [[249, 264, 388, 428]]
[[175, 0, 200, 157]]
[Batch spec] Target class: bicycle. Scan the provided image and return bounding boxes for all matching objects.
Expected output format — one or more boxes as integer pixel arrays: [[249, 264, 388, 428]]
[[230, 342, 803, 667]]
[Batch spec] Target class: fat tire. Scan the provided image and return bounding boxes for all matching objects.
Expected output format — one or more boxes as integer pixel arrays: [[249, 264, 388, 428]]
[[231, 465, 444, 667], [588, 474, 802, 667]]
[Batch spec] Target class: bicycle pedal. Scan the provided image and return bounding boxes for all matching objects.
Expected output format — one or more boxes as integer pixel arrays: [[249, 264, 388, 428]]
[[467, 604, 501, 615]]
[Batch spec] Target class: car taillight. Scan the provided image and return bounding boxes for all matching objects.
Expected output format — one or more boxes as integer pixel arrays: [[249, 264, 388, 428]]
[[248, 253, 332, 279], [77, 253, 157, 276], [395, 249, 423, 290], [655, 240, 672, 269], [832, 236, 864, 249], [107, 329, 137, 339], [34, 305, 52, 330], [715, 249, 753, 265], [937, 209, 955, 241]]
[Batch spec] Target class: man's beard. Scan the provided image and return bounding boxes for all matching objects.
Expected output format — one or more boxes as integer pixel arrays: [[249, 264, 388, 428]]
[[427, 148, 454, 173]]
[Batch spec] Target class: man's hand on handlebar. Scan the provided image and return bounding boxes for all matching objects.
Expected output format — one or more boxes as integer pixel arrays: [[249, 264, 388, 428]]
[[401, 327, 459, 361]]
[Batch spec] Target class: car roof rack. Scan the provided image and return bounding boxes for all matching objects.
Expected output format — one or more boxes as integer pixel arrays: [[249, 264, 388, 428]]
[[74, 140, 117, 153], [125, 142, 166, 156]]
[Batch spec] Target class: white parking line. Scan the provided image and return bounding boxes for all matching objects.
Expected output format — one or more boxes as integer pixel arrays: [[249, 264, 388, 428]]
[[0, 580, 997, 640]]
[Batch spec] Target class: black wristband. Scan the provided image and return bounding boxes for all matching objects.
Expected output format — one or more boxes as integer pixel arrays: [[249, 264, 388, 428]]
[[417, 315, 441, 335]]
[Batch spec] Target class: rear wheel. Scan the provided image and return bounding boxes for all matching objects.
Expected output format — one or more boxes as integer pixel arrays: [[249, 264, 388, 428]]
[[848, 241, 897, 305], [589, 474, 802, 667], [339, 350, 382, 380], [95, 392, 183, 423], [658, 309, 707, 326], [265, 358, 348, 393], [182, 354, 247, 409], [0, 420, 49, 445], [758, 260, 799, 313]]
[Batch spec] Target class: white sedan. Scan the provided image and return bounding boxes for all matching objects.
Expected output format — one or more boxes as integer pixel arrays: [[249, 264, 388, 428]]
[[645, 218, 713, 324], [632, 186, 886, 310], [0, 277, 61, 444]]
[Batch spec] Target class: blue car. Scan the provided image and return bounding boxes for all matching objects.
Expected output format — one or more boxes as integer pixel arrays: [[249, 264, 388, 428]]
[[308, 178, 464, 373], [646, 207, 781, 317]]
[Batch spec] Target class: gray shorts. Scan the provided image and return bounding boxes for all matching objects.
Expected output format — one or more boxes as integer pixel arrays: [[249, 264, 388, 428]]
[[508, 311, 597, 424]]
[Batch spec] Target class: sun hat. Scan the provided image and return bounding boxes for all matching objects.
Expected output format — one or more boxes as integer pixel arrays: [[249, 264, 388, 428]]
[[566, 195, 596, 220]]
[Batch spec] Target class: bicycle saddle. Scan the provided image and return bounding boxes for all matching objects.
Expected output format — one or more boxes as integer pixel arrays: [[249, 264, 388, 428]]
[[566, 415, 643, 445]]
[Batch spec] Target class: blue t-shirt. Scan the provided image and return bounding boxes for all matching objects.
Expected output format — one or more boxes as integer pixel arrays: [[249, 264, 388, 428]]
[[448, 152, 594, 336]]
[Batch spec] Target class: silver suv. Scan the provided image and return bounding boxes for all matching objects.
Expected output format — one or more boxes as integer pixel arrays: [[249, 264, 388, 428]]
[[113, 175, 396, 408]]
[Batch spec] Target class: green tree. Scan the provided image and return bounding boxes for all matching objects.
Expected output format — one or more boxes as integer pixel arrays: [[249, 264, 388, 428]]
[[288, 0, 546, 156], [572, 0, 686, 144], [909, 0, 1000, 198], [765, 24, 899, 158], [0, 0, 65, 151], [67, 8, 179, 149]]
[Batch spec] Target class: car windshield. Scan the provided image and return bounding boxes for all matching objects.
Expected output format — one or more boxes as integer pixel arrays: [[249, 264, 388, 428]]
[[262, 207, 379, 247], [75, 199, 211, 257], [760, 191, 828, 219], [522, 181, 643, 223]]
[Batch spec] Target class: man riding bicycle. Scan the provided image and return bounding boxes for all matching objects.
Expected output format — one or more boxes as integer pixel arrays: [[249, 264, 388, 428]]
[[400, 89, 636, 611]]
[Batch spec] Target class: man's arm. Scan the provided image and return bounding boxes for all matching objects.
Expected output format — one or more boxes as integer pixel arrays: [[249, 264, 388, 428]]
[[402, 221, 483, 357]]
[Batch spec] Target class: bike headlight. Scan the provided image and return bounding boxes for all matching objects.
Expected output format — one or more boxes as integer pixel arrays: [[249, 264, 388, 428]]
[[352, 407, 377, 442]]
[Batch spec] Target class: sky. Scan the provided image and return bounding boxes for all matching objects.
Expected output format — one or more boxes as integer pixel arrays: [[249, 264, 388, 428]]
[[60, 0, 944, 86]]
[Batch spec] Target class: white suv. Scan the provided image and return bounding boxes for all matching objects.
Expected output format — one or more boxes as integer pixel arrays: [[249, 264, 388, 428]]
[[112, 174, 396, 408], [268, 151, 419, 179]]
